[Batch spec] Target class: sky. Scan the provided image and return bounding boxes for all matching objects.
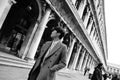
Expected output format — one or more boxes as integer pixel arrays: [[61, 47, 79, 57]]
[[105, 0, 120, 65]]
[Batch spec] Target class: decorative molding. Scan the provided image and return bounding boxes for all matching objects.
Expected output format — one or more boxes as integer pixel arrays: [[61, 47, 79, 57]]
[[8, 0, 16, 5]]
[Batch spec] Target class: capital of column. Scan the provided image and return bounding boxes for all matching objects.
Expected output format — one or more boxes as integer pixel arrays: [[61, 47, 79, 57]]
[[72, 0, 77, 5], [48, 13, 55, 21], [8, 0, 16, 5], [71, 36, 76, 42]]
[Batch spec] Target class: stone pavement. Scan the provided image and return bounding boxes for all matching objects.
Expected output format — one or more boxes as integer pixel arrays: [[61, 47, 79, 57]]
[[0, 64, 90, 80], [0, 64, 30, 80], [0, 51, 90, 80], [56, 69, 90, 80]]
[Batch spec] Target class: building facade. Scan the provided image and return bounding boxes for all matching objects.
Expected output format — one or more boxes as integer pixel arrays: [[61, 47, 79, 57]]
[[107, 63, 120, 75], [0, 0, 107, 76]]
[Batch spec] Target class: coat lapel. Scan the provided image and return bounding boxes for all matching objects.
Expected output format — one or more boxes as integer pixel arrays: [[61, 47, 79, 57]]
[[32, 41, 52, 71], [45, 41, 61, 59], [40, 41, 52, 57]]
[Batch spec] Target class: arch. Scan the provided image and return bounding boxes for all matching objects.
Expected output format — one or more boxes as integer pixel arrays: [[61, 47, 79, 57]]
[[36, 0, 42, 21], [0, 0, 41, 54]]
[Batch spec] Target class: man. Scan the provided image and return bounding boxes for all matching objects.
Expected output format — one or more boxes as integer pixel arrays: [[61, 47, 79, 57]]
[[84, 67, 90, 76], [112, 74, 118, 80], [28, 27, 67, 80], [103, 73, 108, 80], [91, 63, 103, 80]]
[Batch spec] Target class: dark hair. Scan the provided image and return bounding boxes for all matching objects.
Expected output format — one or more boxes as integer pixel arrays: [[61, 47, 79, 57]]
[[53, 27, 65, 39], [97, 63, 103, 67]]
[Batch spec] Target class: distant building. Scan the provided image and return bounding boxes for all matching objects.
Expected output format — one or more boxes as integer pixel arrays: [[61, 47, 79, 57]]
[[107, 63, 120, 74], [0, 0, 107, 79]]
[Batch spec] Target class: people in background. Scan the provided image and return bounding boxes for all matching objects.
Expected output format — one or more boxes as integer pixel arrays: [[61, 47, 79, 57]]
[[112, 74, 119, 80], [91, 63, 103, 80], [84, 67, 90, 76], [103, 73, 108, 80]]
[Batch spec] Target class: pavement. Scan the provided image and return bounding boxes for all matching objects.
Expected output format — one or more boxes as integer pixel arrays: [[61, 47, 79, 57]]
[[56, 68, 90, 80], [0, 51, 90, 80], [0, 64, 30, 80], [0, 65, 90, 80]]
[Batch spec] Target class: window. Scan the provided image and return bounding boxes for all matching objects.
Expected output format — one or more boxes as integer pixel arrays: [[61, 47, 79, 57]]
[[75, 0, 82, 9]]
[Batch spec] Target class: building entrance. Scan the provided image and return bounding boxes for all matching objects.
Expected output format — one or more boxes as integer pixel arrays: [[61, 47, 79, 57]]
[[0, 0, 39, 54]]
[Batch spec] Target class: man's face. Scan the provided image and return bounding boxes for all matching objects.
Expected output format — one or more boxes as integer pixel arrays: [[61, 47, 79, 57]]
[[51, 30, 60, 39], [100, 65, 103, 70]]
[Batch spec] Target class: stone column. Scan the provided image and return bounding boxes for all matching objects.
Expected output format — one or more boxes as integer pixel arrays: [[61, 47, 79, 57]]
[[78, 0, 87, 18], [89, 59, 93, 69], [71, 44, 82, 69], [91, 59, 94, 69], [95, 0, 99, 7], [77, 49, 86, 70], [25, 9, 51, 60], [92, 28, 96, 41], [84, 55, 89, 68], [0, 0, 16, 29], [90, 26, 95, 39], [86, 56, 91, 67], [97, 6, 101, 16], [87, 56, 92, 67], [89, 59, 94, 74], [81, 53, 89, 71], [19, 21, 39, 59], [72, 0, 77, 5], [83, 11, 90, 28], [66, 38, 76, 67], [87, 20, 93, 34]]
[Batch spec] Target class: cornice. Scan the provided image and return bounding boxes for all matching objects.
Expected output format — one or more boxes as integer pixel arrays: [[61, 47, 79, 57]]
[[88, 0, 107, 66]]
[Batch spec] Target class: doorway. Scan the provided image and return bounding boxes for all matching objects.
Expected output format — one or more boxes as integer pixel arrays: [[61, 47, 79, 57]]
[[0, 0, 39, 54]]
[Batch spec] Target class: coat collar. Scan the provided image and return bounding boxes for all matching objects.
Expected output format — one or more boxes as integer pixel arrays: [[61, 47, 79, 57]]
[[45, 40, 61, 59]]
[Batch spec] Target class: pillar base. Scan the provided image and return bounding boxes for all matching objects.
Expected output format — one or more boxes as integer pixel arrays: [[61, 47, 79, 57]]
[[24, 57, 35, 63]]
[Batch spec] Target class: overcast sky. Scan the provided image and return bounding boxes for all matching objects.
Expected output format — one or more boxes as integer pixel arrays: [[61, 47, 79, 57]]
[[105, 0, 120, 65]]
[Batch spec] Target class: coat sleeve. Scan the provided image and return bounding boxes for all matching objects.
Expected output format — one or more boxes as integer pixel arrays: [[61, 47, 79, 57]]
[[29, 42, 49, 74], [50, 45, 67, 72]]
